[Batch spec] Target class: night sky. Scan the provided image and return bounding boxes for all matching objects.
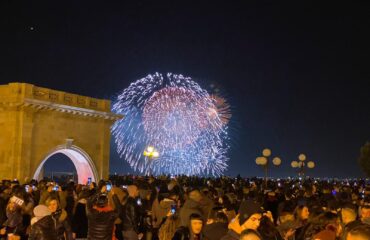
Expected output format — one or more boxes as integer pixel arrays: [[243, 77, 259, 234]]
[[1, 2, 369, 178]]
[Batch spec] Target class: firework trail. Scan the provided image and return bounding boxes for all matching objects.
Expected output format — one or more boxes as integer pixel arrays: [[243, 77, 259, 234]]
[[112, 73, 230, 176]]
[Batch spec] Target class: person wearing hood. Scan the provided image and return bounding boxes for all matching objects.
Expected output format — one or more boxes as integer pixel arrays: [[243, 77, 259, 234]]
[[29, 205, 58, 240], [221, 200, 263, 240], [172, 213, 205, 240]]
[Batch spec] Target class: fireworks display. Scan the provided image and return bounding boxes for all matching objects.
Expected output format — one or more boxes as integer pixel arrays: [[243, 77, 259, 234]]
[[112, 73, 230, 176]]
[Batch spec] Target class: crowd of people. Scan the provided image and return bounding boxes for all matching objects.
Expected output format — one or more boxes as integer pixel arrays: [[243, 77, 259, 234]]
[[1, 175, 370, 240]]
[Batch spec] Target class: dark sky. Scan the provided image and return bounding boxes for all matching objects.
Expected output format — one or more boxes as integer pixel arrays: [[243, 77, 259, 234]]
[[1, 1, 369, 178]]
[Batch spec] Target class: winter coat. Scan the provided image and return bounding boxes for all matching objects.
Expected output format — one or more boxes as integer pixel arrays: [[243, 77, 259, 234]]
[[51, 209, 73, 240], [29, 215, 58, 240], [203, 222, 228, 240], [72, 200, 88, 238], [3, 207, 24, 237], [121, 197, 140, 232]]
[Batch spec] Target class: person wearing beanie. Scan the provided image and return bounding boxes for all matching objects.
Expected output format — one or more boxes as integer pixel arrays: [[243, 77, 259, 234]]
[[172, 213, 205, 240], [221, 200, 263, 240], [29, 205, 58, 240]]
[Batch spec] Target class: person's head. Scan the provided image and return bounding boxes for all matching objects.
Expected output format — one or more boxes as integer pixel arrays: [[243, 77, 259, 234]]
[[96, 193, 108, 207], [189, 189, 202, 202], [240, 229, 262, 240], [169, 187, 180, 201], [278, 200, 296, 224], [207, 207, 228, 224], [33, 205, 51, 221], [45, 197, 59, 213], [239, 200, 263, 231], [304, 212, 341, 239], [295, 205, 310, 221], [279, 212, 295, 224], [189, 213, 204, 235], [127, 185, 139, 198], [360, 206, 370, 221], [346, 224, 370, 240], [341, 207, 357, 225]]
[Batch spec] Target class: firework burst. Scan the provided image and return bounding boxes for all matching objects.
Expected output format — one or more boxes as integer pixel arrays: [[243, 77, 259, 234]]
[[112, 73, 230, 176]]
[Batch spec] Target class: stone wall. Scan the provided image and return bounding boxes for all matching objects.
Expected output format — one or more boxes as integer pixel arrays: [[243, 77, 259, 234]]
[[0, 83, 121, 182]]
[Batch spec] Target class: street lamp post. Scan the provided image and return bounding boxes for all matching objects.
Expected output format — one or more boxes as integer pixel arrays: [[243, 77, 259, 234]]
[[255, 148, 282, 187], [291, 154, 315, 177], [143, 146, 159, 175]]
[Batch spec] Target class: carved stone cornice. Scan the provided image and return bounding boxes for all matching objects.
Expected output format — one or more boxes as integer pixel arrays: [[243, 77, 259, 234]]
[[21, 98, 123, 121]]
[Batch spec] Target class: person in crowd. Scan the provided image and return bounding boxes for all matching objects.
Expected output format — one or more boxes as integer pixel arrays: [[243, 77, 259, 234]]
[[45, 197, 73, 240], [359, 200, 370, 225], [172, 213, 205, 240], [121, 184, 142, 240], [345, 223, 370, 240], [152, 188, 179, 239], [86, 185, 121, 240], [203, 207, 229, 240], [72, 189, 91, 239], [1, 196, 25, 239], [221, 199, 263, 240], [302, 211, 342, 240], [341, 204, 360, 228], [258, 215, 283, 240], [294, 205, 310, 227], [39, 183, 66, 210], [29, 205, 58, 240], [179, 189, 206, 227]]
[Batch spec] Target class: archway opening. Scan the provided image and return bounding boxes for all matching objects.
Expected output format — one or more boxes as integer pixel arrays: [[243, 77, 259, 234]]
[[42, 153, 77, 183], [33, 147, 98, 184]]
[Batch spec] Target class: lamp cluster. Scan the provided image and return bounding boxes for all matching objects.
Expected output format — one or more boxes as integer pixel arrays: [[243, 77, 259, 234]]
[[255, 148, 315, 177]]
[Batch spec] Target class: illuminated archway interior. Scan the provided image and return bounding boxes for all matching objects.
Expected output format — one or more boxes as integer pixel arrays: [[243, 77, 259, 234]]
[[33, 148, 97, 184]]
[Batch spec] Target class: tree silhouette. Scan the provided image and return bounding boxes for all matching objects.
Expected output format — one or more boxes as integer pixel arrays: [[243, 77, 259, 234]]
[[359, 142, 370, 177]]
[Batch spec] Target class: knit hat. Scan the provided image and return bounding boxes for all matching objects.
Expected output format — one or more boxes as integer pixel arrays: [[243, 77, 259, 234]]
[[238, 200, 264, 225], [33, 205, 51, 218]]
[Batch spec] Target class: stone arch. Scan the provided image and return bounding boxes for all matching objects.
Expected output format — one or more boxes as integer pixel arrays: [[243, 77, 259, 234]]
[[33, 144, 99, 184]]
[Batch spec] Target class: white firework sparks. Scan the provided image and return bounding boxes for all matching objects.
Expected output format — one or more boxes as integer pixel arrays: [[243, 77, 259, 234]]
[[112, 73, 230, 176]]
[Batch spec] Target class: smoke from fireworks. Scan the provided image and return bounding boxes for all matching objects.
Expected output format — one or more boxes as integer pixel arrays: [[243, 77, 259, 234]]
[[112, 73, 230, 176]]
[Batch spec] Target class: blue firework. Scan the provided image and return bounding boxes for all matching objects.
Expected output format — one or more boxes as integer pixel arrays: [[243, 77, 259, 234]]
[[112, 73, 230, 176]]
